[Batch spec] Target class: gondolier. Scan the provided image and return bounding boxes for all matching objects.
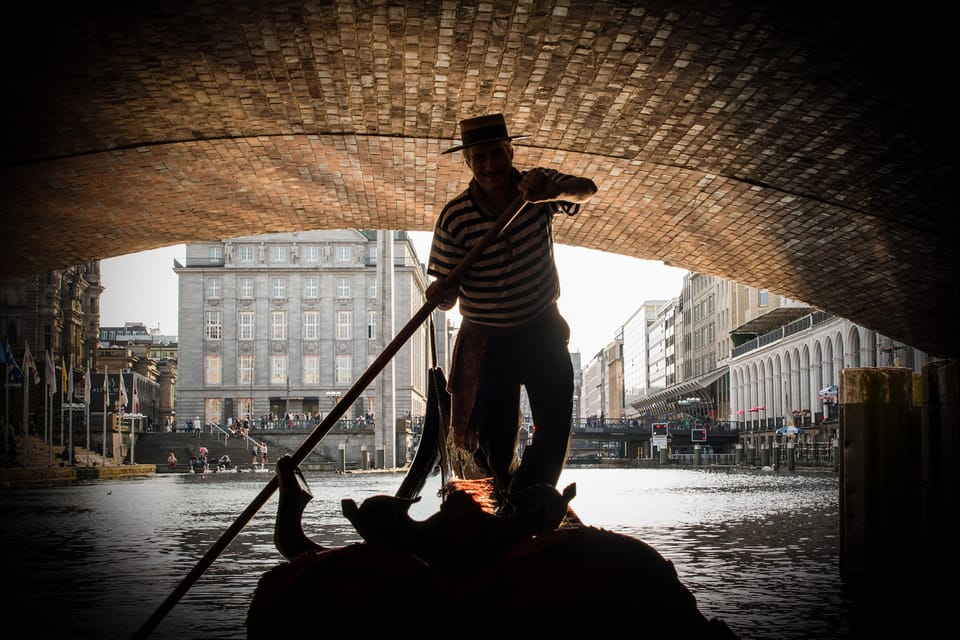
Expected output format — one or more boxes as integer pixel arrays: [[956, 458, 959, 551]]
[[426, 113, 597, 517]]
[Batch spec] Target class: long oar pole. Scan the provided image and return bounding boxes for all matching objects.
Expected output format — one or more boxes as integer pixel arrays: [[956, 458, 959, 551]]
[[132, 195, 529, 640]]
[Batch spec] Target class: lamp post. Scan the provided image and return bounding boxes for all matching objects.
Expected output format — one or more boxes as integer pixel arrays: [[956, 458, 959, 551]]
[[285, 373, 290, 421], [325, 391, 341, 408]]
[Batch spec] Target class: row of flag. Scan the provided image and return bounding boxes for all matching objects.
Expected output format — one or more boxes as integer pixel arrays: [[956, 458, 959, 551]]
[[0, 337, 138, 412]]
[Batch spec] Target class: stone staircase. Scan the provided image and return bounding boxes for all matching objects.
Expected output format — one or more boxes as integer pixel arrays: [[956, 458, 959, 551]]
[[131, 431, 339, 471], [4, 434, 113, 468], [3, 431, 341, 473]]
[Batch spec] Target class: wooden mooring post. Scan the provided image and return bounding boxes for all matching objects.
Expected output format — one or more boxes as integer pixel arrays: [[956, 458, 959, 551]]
[[840, 360, 958, 633]]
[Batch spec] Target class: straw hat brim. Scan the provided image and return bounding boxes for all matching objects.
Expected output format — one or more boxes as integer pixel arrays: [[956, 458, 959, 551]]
[[442, 134, 529, 155]]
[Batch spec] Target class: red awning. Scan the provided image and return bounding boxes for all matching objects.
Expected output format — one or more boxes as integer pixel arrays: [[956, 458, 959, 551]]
[[749, 405, 766, 412]]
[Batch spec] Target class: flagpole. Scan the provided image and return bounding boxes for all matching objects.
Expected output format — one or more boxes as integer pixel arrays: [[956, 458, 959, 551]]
[[85, 361, 91, 467], [60, 359, 65, 447], [3, 352, 8, 460], [3, 362, 8, 460], [21, 343, 29, 467], [67, 355, 74, 466], [47, 387, 52, 467], [103, 365, 109, 466], [45, 350, 52, 466]]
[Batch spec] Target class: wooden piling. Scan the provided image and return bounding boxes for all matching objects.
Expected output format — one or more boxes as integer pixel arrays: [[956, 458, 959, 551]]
[[839, 367, 921, 605]]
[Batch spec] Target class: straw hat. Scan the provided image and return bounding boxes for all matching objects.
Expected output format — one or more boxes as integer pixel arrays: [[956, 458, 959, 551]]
[[442, 113, 528, 154]]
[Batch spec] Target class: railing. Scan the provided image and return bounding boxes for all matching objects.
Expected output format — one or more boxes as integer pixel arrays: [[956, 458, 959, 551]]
[[570, 419, 736, 435], [731, 310, 836, 358], [671, 453, 736, 466], [251, 417, 375, 431]]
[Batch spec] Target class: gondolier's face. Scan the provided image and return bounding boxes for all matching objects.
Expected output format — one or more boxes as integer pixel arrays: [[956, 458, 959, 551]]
[[465, 141, 514, 192]]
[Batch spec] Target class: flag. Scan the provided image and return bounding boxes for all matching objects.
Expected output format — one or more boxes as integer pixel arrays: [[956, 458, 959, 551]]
[[132, 378, 140, 413], [1, 339, 23, 379], [84, 365, 91, 404], [103, 365, 109, 412], [118, 372, 128, 410], [45, 350, 57, 396], [68, 357, 74, 401], [23, 342, 40, 385], [61, 356, 67, 394]]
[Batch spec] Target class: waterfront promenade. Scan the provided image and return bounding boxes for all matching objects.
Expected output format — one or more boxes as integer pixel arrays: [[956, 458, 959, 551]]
[[0, 435, 155, 486]]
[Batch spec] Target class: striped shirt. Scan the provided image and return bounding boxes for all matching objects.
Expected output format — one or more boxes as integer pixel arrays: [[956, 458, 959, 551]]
[[427, 168, 580, 327]]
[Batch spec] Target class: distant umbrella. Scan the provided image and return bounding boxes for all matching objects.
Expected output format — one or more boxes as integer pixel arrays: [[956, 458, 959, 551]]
[[776, 425, 802, 436], [819, 385, 839, 401]]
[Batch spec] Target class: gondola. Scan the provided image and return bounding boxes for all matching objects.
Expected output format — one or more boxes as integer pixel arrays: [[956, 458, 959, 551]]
[[133, 197, 738, 638]]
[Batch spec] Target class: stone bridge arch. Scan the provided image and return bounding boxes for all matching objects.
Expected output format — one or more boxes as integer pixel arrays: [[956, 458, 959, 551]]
[[0, 1, 954, 357]]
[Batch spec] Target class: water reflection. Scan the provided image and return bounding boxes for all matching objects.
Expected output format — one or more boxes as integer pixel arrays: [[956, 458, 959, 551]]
[[0, 468, 848, 639]]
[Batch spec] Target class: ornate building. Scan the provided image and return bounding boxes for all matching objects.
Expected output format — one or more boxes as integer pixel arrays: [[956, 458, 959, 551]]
[[0, 263, 102, 440]]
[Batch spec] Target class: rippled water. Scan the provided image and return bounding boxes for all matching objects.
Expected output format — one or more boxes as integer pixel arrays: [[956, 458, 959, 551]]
[[0, 468, 848, 639]]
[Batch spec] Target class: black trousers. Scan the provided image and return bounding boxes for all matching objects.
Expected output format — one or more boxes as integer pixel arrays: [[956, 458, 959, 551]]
[[467, 305, 574, 498]]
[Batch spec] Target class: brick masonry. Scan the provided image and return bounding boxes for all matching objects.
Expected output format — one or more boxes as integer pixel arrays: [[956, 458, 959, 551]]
[[0, 1, 954, 357]]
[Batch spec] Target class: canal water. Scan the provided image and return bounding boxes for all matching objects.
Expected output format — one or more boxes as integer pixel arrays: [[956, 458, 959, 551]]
[[0, 467, 849, 639]]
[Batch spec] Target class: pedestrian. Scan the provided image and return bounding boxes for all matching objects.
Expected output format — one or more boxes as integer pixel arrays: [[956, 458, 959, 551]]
[[252, 443, 260, 467], [167, 451, 177, 469], [426, 112, 597, 519], [260, 442, 268, 467]]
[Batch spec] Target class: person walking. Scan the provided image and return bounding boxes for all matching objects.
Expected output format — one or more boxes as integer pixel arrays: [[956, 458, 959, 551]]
[[426, 112, 597, 518]]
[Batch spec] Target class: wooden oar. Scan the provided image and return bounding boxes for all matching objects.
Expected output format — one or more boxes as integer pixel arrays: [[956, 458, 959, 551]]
[[131, 195, 529, 639]]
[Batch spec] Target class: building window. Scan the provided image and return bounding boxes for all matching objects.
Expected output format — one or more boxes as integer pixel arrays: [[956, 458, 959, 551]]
[[303, 354, 320, 384], [335, 354, 351, 383], [271, 355, 288, 384], [204, 354, 222, 384], [207, 278, 221, 299], [758, 289, 769, 306], [271, 277, 286, 299], [367, 244, 377, 264], [205, 398, 223, 427], [304, 276, 318, 298], [303, 245, 319, 262], [239, 245, 254, 262], [303, 311, 320, 340], [336, 245, 351, 262], [336, 277, 350, 298], [367, 276, 377, 298], [271, 246, 288, 263], [271, 311, 287, 340], [239, 277, 253, 299], [238, 354, 254, 384], [336, 310, 352, 340], [205, 311, 222, 340], [209, 246, 222, 262], [239, 311, 255, 340], [367, 312, 376, 340]]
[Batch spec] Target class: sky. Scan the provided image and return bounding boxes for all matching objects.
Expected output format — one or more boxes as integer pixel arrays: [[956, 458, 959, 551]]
[[99, 233, 688, 361]]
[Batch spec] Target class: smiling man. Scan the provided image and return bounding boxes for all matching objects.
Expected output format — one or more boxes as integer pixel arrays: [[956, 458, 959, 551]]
[[426, 113, 597, 520]]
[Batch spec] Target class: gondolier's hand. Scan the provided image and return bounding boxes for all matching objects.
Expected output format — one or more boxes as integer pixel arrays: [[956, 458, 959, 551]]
[[519, 168, 598, 204], [518, 168, 562, 203], [426, 279, 458, 310]]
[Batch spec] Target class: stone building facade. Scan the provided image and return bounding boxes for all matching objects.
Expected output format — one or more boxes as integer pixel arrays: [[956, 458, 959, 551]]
[[0, 263, 102, 441], [174, 229, 441, 468]]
